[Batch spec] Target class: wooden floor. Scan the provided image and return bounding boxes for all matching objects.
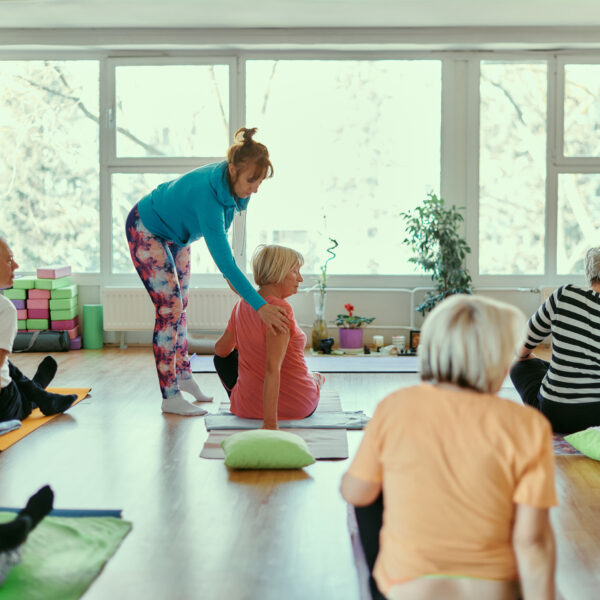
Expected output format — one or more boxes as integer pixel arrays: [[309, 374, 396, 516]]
[[0, 348, 598, 600]]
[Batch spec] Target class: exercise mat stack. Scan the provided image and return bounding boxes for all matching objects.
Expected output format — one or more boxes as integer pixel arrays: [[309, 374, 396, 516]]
[[3, 265, 81, 350]]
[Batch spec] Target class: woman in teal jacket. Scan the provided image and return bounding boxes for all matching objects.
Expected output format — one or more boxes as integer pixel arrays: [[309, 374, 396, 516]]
[[126, 128, 288, 416]]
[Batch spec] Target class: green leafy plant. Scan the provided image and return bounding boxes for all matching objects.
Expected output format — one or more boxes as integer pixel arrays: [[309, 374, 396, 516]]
[[401, 192, 473, 316], [335, 303, 375, 329]]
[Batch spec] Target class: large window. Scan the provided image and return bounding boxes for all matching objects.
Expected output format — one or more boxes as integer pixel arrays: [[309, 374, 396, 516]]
[[3, 51, 600, 287], [245, 59, 441, 276], [479, 61, 547, 275], [0, 60, 99, 272]]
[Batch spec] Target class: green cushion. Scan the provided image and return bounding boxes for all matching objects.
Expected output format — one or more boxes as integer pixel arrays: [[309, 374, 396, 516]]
[[564, 426, 600, 460], [221, 429, 315, 470]]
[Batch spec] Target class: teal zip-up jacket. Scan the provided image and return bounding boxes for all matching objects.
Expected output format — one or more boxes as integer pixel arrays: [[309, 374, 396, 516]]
[[137, 161, 266, 312]]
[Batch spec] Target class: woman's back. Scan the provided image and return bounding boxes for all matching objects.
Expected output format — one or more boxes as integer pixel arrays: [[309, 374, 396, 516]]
[[228, 297, 318, 419], [348, 384, 556, 593]]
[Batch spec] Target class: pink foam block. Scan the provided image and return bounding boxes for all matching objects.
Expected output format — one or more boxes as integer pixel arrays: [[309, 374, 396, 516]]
[[28, 308, 50, 319], [51, 316, 79, 330], [17, 309, 27, 319], [37, 265, 72, 279], [28, 289, 51, 300], [69, 335, 82, 350], [27, 298, 49, 310], [66, 325, 80, 340]]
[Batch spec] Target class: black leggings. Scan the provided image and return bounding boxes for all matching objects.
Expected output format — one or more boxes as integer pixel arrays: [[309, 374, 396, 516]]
[[213, 350, 238, 397], [354, 494, 386, 600], [510, 358, 600, 434], [0, 362, 42, 421]]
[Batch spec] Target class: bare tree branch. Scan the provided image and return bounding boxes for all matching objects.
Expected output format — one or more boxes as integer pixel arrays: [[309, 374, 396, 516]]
[[17, 70, 165, 156]]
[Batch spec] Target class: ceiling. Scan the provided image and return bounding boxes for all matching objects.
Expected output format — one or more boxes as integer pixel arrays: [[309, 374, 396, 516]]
[[1, 0, 600, 29]]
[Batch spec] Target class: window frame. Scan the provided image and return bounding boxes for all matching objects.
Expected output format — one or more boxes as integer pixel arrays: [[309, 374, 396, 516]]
[[3, 47, 600, 290]]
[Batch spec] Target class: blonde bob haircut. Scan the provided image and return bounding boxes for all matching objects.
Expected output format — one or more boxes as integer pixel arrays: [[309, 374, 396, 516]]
[[419, 294, 525, 394], [252, 244, 304, 287]]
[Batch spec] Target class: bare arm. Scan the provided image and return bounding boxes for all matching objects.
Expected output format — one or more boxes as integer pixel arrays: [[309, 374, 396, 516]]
[[262, 328, 290, 430], [214, 329, 236, 358], [340, 472, 382, 507], [512, 504, 556, 599]]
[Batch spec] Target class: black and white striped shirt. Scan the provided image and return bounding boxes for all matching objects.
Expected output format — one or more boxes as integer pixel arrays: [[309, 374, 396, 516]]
[[525, 284, 600, 404]]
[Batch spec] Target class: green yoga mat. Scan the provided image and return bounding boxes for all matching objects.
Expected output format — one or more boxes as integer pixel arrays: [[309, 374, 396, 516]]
[[0, 513, 131, 600]]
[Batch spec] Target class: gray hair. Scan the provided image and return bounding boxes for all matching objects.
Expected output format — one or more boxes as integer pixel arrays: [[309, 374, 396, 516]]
[[585, 247, 600, 284], [419, 294, 526, 394]]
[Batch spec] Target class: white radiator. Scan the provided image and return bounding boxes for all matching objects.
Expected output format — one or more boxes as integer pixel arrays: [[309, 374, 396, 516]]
[[102, 287, 238, 332]]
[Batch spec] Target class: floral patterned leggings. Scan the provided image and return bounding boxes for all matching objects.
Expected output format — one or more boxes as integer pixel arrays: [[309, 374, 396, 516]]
[[126, 204, 193, 399]]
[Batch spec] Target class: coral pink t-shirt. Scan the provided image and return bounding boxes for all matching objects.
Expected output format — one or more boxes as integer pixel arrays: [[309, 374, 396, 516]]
[[227, 296, 319, 420]]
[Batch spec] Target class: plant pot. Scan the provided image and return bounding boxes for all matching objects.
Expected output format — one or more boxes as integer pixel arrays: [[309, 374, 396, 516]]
[[338, 327, 364, 349]]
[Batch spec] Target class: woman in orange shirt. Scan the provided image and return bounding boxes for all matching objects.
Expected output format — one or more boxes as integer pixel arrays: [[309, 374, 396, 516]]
[[214, 245, 323, 429], [341, 295, 557, 600]]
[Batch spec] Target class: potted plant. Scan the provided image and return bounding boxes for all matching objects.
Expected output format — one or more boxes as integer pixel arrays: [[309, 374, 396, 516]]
[[335, 303, 375, 349], [311, 237, 338, 351], [401, 192, 473, 316]]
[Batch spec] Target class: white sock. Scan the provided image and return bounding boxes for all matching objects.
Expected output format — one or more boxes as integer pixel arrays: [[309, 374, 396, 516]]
[[177, 377, 213, 403], [161, 393, 208, 417]]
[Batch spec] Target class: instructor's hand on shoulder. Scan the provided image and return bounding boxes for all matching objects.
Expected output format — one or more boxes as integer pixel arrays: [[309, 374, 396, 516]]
[[258, 303, 289, 335]]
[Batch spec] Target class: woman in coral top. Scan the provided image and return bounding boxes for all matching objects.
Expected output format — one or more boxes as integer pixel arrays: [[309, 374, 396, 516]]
[[214, 245, 323, 429], [341, 295, 557, 600]]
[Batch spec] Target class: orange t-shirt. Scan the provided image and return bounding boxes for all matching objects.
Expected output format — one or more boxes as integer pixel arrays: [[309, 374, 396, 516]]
[[347, 383, 557, 594], [227, 296, 319, 420]]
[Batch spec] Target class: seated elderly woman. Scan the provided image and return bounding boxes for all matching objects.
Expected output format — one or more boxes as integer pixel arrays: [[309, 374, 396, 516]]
[[213, 244, 323, 429], [341, 295, 557, 600], [510, 246, 600, 434]]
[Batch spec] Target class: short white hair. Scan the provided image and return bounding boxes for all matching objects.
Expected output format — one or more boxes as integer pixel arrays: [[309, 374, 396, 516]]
[[252, 244, 304, 286], [419, 294, 525, 394], [585, 247, 600, 284]]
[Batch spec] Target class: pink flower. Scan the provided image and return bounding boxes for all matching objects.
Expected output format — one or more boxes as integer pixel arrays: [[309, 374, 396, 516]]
[[344, 303, 354, 317]]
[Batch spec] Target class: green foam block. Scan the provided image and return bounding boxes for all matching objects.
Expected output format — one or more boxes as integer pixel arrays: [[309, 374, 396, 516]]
[[49, 297, 78, 311], [50, 284, 78, 299], [17, 319, 26, 330], [3, 289, 26, 300], [35, 276, 71, 290], [26, 318, 49, 330], [50, 307, 78, 321], [12, 276, 36, 290]]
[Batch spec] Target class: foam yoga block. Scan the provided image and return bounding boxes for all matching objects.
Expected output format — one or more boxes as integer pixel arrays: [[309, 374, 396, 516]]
[[10, 299, 25, 309], [49, 297, 78, 311], [50, 307, 78, 321], [65, 325, 80, 340], [27, 299, 49, 310], [83, 304, 103, 349], [17, 320, 26, 330], [70, 335, 82, 350], [35, 276, 71, 290], [29, 289, 51, 300], [26, 318, 49, 330], [28, 308, 50, 319], [37, 264, 72, 279], [51, 284, 78, 299], [4, 288, 26, 300], [51, 316, 78, 330], [16, 309, 27, 320], [12, 276, 36, 289]]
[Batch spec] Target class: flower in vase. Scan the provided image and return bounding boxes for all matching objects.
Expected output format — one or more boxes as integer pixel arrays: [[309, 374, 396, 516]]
[[336, 304, 375, 329]]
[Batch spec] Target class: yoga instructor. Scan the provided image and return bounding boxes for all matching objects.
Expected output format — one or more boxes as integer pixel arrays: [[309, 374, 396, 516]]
[[125, 128, 288, 416]]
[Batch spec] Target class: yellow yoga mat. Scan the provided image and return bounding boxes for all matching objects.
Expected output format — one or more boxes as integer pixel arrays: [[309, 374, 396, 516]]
[[0, 388, 90, 452]]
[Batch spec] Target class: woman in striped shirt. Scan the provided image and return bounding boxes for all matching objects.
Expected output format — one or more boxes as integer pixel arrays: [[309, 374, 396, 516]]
[[510, 247, 600, 433]]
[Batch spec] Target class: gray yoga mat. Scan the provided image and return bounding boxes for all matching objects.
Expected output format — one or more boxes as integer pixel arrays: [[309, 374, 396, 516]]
[[204, 410, 369, 431]]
